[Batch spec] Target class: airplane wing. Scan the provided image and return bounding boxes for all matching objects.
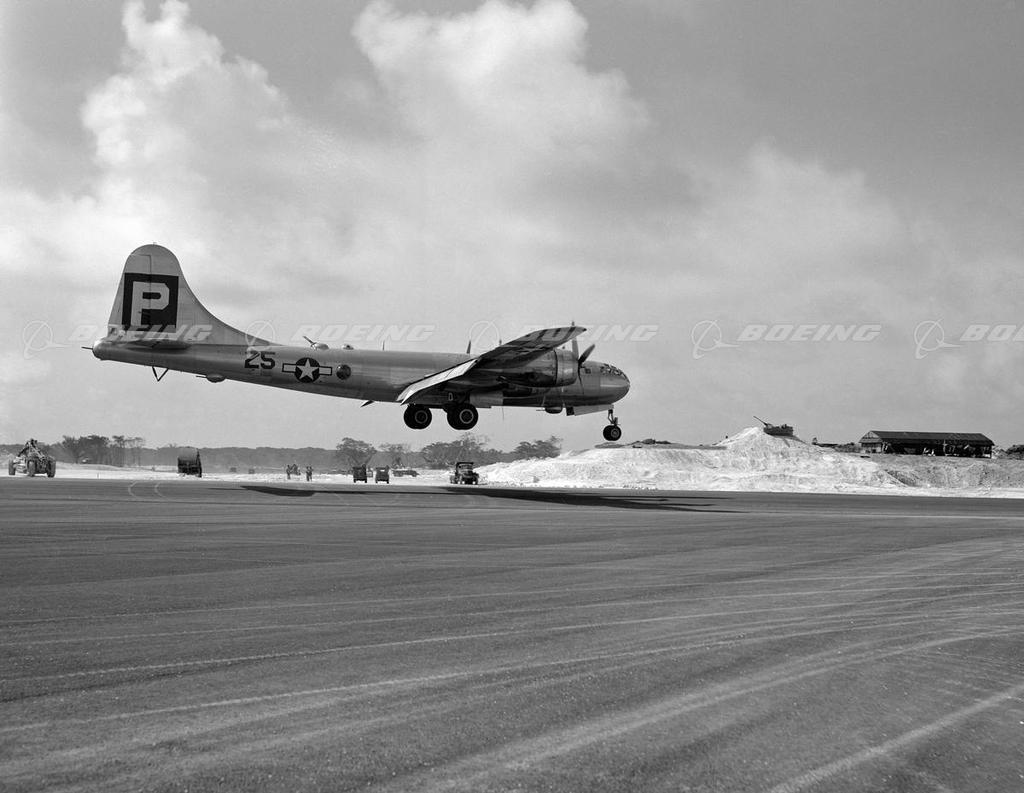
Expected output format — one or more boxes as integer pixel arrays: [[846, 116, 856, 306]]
[[396, 358, 480, 404], [396, 326, 585, 404], [472, 326, 585, 367]]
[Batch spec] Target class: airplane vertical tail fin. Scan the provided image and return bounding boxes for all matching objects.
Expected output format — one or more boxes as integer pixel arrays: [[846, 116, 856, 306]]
[[105, 244, 263, 346]]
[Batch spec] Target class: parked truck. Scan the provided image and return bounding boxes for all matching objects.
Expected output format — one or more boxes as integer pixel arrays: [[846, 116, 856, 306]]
[[449, 461, 479, 485], [176, 448, 202, 477]]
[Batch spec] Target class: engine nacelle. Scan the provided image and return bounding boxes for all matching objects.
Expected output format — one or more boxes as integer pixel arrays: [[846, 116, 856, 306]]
[[502, 348, 578, 388]]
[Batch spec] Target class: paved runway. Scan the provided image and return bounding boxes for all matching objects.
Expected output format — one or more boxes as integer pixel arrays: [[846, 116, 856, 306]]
[[3, 478, 1024, 792]]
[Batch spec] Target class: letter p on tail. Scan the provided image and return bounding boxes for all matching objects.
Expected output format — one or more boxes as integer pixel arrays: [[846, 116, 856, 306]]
[[102, 244, 260, 346]]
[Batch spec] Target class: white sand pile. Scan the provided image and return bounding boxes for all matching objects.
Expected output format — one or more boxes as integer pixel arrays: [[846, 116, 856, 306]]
[[877, 454, 1024, 492], [480, 428, 1024, 496], [480, 427, 901, 493]]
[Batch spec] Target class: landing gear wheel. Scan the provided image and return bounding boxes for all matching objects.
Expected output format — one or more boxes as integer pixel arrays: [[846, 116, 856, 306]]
[[446, 404, 479, 430], [403, 404, 432, 430], [47, 460, 56, 477], [603, 407, 622, 442], [26, 460, 37, 477]]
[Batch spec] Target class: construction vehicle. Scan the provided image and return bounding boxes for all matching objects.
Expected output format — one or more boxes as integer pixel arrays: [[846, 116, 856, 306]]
[[449, 461, 479, 485], [352, 465, 368, 483], [374, 466, 391, 484], [8, 443, 56, 477], [754, 416, 795, 437]]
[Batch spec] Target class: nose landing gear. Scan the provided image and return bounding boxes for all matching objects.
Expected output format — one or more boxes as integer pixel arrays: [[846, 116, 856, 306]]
[[602, 408, 622, 442]]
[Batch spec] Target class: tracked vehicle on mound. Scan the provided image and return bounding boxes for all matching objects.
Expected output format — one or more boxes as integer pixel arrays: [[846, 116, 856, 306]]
[[754, 416, 795, 437]]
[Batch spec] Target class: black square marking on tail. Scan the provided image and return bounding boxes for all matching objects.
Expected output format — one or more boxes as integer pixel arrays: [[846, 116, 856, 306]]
[[121, 273, 179, 330]]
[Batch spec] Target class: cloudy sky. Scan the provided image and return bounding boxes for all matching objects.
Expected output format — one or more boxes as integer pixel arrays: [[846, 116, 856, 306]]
[[2, 0, 1024, 452]]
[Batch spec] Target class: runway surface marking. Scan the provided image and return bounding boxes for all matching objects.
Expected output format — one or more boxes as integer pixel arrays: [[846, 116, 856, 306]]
[[9, 581, 1024, 645], [362, 629, 1023, 792], [766, 679, 1024, 793], [3, 625, 1012, 734], [6, 559, 1022, 624], [8, 581, 1024, 651], [8, 584, 1022, 686]]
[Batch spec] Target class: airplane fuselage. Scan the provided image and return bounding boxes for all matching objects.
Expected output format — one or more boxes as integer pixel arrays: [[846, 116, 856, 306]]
[[92, 340, 626, 410]]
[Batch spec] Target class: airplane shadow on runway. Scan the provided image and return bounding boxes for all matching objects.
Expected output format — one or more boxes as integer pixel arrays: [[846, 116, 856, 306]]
[[239, 485, 319, 497], [237, 484, 737, 512], [440, 487, 740, 512]]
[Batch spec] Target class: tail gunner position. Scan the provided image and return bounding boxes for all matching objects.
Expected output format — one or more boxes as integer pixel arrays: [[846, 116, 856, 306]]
[[93, 245, 630, 440]]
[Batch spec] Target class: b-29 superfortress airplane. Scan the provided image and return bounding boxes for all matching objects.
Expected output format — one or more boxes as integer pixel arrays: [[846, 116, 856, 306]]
[[92, 245, 630, 440]]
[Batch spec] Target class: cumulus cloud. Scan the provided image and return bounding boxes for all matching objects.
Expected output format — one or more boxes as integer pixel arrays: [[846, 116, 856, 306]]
[[354, 0, 645, 166], [343, 0, 651, 294], [78, 1, 362, 292], [1, 1, 350, 299], [698, 144, 901, 271], [675, 143, 906, 319], [0, 0, 654, 317]]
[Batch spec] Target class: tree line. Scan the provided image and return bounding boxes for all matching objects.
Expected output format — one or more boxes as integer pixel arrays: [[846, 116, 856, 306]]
[[8, 433, 563, 471], [333, 434, 561, 469]]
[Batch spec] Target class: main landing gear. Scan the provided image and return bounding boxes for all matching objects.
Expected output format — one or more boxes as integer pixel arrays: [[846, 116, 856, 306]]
[[602, 408, 622, 442], [446, 404, 479, 430], [403, 404, 479, 431], [403, 404, 432, 429]]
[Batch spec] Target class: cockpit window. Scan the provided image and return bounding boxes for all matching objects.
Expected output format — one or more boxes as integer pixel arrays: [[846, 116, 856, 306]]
[[600, 364, 627, 380]]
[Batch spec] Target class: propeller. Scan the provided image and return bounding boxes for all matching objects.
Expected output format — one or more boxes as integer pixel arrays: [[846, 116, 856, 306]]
[[569, 322, 596, 401], [571, 327, 595, 369]]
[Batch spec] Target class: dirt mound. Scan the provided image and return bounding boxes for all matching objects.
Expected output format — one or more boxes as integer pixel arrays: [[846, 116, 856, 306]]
[[480, 427, 900, 492], [878, 454, 1024, 490]]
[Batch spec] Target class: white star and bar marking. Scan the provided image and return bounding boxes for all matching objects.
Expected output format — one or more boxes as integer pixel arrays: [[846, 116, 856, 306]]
[[282, 357, 332, 383]]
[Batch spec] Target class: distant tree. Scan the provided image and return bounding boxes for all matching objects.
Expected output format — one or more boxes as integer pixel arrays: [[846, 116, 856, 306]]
[[420, 433, 497, 468], [127, 436, 145, 467], [61, 435, 86, 462], [155, 442, 184, 466], [111, 435, 127, 467], [379, 442, 410, 467], [335, 437, 377, 468], [61, 435, 112, 464], [87, 435, 112, 465], [512, 436, 562, 460]]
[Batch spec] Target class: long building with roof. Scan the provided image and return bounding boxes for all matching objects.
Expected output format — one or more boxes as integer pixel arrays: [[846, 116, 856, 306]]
[[859, 431, 993, 457]]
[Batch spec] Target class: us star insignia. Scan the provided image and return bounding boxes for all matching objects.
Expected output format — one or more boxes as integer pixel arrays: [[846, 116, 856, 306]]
[[283, 357, 332, 382]]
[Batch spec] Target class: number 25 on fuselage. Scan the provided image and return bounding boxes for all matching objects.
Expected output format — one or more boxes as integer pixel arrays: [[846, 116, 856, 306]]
[[92, 245, 630, 441]]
